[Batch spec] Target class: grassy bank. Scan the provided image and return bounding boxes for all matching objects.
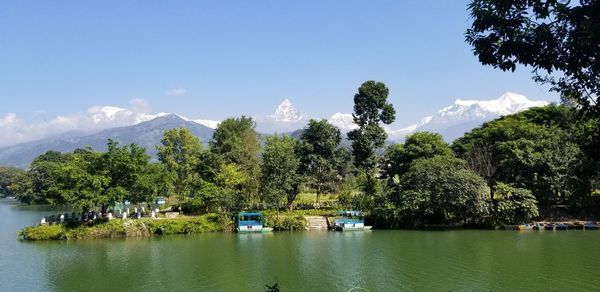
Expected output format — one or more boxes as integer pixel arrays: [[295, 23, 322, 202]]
[[19, 214, 232, 240]]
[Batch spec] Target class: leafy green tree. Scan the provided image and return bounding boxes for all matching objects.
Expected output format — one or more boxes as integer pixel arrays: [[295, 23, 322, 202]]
[[453, 106, 581, 204], [14, 151, 73, 204], [157, 128, 203, 201], [466, 0, 600, 117], [0, 166, 26, 197], [215, 163, 248, 211], [383, 132, 453, 180], [210, 116, 261, 205], [261, 135, 300, 211], [298, 119, 344, 204], [50, 148, 110, 211], [493, 183, 539, 225], [347, 81, 395, 197], [394, 156, 490, 227]]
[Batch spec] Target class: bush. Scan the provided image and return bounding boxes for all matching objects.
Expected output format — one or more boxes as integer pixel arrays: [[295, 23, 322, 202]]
[[18, 224, 66, 240], [264, 214, 307, 231], [19, 214, 233, 240]]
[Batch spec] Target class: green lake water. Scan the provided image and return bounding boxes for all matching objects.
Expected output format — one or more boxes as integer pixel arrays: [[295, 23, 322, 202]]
[[1, 198, 600, 291]]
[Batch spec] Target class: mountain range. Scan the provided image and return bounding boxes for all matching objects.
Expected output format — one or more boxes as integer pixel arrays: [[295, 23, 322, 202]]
[[0, 92, 548, 168]]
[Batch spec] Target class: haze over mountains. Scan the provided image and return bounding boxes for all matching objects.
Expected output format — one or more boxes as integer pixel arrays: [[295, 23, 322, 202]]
[[0, 92, 548, 168]]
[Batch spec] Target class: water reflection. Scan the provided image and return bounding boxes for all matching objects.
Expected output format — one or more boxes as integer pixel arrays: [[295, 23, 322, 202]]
[[2, 200, 600, 291]]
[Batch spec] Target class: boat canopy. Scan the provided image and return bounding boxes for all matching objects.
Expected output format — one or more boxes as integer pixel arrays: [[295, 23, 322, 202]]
[[337, 210, 363, 217], [237, 212, 263, 221]]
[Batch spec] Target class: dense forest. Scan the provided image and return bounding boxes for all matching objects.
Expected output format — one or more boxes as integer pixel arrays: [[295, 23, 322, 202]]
[[1, 81, 599, 228]]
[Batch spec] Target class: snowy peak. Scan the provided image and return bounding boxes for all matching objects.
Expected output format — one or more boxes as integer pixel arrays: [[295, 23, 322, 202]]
[[193, 119, 220, 129], [447, 92, 548, 117], [270, 99, 307, 122], [388, 92, 549, 141], [328, 112, 358, 132]]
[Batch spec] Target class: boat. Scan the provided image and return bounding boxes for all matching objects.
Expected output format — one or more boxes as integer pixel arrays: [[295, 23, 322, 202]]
[[555, 223, 569, 230], [333, 210, 371, 231], [544, 223, 556, 231], [235, 212, 267, 233], [155, 197, 166, 205], [517, 224, 534, 231], [571, 222, 584, 230], [584, 222, 599, 230], [533, 223, 545, 230]]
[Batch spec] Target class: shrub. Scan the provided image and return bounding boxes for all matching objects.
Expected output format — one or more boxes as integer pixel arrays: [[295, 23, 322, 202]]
[[18, 224, 66, 240], [264, 214, 307, 231]]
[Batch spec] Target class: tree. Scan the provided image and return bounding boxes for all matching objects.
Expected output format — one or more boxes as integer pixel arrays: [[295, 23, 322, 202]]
[[11, 151, 73, 205], [50, 148, 110, 211], [260, 135, 300, 211], [210, 116, 261, 206], [0, 166, 26, 198], [493, 183, 539, 225], [347, 81, 396, 197], [394, 156, 490, 227], [157, 128, 203, 201], [453, 106, 581, 204], [382, 132, 453, 180], [298, 119, 344, 204], [466, 0, 600, 117], [215, 163, 248, 211], [47, 141, 159, 213]]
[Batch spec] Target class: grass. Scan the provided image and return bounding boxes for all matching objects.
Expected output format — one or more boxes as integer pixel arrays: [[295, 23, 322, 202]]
[[294, 192, 338, 205]]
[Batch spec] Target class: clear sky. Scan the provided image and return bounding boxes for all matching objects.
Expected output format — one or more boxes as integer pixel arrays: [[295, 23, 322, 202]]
[[0, 1, 558, 128]]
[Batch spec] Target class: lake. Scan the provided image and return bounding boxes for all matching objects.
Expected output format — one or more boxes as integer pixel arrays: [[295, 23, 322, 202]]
[[1, 198, 600, 291]]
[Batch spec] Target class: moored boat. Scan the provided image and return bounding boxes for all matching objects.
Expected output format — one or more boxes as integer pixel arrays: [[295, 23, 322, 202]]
[[571, 222, 584, 230], [555, 223, 569, 230], [533, 223, 544, 230], [235, 212, 267, 233], [333, 210, 371, 231], [517, 224, 534, 231], [544, 223, 556, 231], [584, 222, 599, 230]]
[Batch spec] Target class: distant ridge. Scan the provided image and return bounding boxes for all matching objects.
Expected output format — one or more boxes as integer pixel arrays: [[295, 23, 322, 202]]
[[0, 92, 550, 167], [0, 114, 214, 168]]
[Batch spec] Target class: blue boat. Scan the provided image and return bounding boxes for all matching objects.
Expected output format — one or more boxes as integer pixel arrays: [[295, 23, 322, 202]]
[[555, 223, 569, 230], [584, 222, 599, 230], [236, 212, 270, 233], [544, 223, 556, 231], [333, 210, 371, 231]]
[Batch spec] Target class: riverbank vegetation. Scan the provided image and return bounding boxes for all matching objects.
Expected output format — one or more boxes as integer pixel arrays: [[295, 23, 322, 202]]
[[3, 79, 599, 233], [19, 214, 232, 240]]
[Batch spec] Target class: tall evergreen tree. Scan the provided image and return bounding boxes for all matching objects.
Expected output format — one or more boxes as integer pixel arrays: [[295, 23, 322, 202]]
[[347, 81, 395, 197]]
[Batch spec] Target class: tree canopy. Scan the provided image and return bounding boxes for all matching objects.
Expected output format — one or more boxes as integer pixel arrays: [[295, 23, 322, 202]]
[[466, 0, 600, 116], [298, 119, 347, 203]]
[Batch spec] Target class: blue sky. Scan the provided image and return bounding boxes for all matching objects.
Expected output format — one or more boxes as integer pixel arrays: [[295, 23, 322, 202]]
[[0, 1, 558, 127]]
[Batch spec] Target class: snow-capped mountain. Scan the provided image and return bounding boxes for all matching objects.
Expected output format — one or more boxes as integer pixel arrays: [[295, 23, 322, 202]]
[[328, 112, 358, 132], [0, 92, 550, 166], [254, 99, 310, 133], [387, 92, 548, 141], [269, 98, 307, 122]]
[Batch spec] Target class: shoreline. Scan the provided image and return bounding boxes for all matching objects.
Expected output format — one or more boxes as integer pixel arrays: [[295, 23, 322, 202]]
[[18, 214, 600, 241]]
